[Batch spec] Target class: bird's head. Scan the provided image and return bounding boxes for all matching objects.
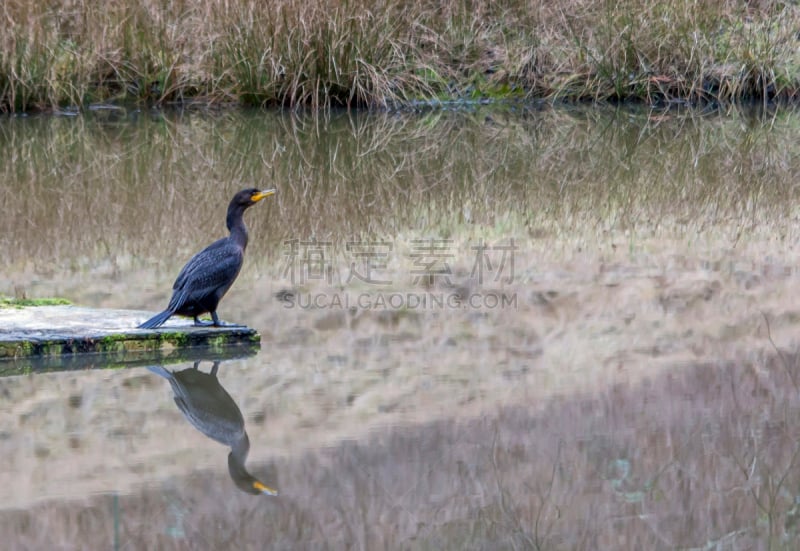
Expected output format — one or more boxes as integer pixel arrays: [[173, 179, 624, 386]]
[[248, 479, 279, 496], [234, 188, 277, 207], [228, 450, 279, 496]]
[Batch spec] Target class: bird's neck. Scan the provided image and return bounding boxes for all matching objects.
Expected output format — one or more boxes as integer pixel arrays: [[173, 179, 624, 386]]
[[226, 205, 249, 249], [229, 433, 251, 466]]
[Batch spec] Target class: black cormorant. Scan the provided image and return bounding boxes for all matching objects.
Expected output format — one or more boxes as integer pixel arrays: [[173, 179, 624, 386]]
[[148, 361, 278, 496], [139, 188, 276, 329]]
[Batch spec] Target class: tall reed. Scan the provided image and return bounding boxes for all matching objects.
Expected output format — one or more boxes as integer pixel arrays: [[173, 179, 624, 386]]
[[1, 0, 799, 111]]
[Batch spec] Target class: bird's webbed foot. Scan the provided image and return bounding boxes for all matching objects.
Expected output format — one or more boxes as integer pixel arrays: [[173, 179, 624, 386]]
[[193, 313, 245, 327], [216, 321, 246, 327], [192, 316, 216, 327]]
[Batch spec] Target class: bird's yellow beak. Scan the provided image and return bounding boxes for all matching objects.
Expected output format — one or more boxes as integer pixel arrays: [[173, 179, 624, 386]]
[[253, 480, 279, 496], [252, 189, 277, 202]]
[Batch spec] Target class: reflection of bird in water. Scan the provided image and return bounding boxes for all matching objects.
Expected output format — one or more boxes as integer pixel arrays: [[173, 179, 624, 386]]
[[139, 188, 276, 329], [148, 361, 278, 496]]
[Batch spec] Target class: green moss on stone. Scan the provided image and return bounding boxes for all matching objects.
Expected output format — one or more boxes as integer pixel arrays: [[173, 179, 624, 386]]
[[159, 332, 190, 347], [206, 334, 229, 349], [0, 296, 72, 309], [98, 334, 126, 353], [0, 343, 17, 357], [41, 342, 63, 356]]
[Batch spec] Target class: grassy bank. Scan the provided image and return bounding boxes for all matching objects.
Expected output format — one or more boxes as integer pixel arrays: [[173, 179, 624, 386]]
[[2, 0, 800, 111]]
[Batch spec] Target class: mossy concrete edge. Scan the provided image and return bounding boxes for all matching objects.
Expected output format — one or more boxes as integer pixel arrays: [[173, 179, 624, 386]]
[[0, 305, 262, 373]]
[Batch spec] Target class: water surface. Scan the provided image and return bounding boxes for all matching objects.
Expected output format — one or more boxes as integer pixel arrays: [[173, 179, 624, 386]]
[[3, 105, 800, 548]]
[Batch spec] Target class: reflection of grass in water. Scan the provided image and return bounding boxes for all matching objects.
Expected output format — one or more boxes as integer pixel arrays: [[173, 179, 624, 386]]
[[3, 351, 800, 547], [0, 105, 798, 280]]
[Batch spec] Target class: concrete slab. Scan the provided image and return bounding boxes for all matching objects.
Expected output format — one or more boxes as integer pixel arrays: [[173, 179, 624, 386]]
[[0, 306, 260, 374]]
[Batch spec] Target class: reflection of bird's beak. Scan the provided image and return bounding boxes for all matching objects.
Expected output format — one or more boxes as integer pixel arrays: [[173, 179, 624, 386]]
[[253, 480, 279, 496], [252, 189, 277, 202]]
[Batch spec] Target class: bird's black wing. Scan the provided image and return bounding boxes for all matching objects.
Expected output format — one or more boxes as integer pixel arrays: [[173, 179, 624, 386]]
[[167, 239, 244, 311]]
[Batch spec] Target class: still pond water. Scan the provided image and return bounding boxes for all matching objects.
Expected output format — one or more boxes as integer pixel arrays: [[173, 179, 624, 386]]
[[3, 105, 800, 548]]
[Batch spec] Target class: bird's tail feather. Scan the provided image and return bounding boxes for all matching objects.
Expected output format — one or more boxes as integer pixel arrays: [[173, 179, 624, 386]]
[[138, 310, 173, 329], [146, 365, 173, 379]]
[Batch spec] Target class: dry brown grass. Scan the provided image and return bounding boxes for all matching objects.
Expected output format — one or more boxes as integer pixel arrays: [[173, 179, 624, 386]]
[[2, 0, 800, 110]]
